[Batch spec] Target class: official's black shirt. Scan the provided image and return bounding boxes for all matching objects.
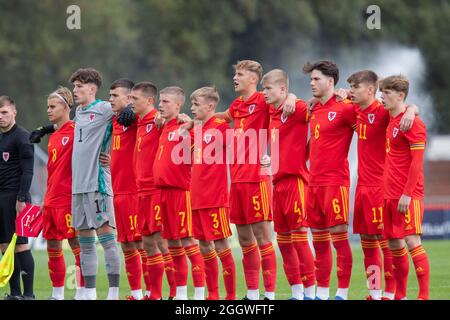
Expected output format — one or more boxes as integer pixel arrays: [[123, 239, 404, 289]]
[[0, 124, 34, 199]]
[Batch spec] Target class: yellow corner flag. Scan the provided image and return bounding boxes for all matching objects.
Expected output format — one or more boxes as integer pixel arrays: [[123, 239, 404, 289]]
[[0, 233, 17, 287]]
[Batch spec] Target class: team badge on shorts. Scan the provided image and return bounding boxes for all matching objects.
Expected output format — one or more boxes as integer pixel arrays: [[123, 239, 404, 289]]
[[89, 114, 95, 122], [281, 114, 288, 123], [249, 104, 256, 114], [328, 111, 337, 121], [368, 113, 375, 124], [204, 134, 212, 144], [393, 127, 399, 138], [146, 123, 153, 133], [61, 137, 70, 146], [2, 152, 9, 162]]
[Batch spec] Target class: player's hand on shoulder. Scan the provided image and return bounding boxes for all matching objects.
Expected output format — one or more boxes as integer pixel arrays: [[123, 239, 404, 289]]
[[400, 104, 417, 132], [334, 88, 349, 101], [177, 113, 194, 131], [29, 124, 56, 143], [117, 104, 135, 127], [99, 152, 111, 167], [282, 93, 297, 117], [155, 111, 165, 129]]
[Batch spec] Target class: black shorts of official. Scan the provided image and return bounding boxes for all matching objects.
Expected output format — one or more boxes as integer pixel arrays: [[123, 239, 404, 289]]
[[0, 191, 29, 245]]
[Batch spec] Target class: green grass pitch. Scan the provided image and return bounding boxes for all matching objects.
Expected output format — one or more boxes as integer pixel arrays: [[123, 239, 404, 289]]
[[1, 240, 448, 300]]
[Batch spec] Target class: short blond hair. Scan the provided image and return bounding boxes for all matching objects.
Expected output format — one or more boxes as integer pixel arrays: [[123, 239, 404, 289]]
[[48, 86, 74, 108], [233, 60, 263, 82], [160, 86, 185, 105], [190, 86, 220, 105], [261, 69, 289, 90], [379, 75, 409, 99]]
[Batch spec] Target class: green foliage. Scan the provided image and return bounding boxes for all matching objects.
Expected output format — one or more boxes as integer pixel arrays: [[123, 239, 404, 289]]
[[0, 0, 449, 132]]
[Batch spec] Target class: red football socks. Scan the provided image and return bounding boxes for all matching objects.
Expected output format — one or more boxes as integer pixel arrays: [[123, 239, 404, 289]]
[[218, 248, 236, 300], [312, 231, 332, 287], [259, 242, 277, 292], [124, 249, 143, 291], [409, 245, 430, 300], [47, 248, 65, 287], [292, 231, 316, 287], [277, 234, 301, 286]]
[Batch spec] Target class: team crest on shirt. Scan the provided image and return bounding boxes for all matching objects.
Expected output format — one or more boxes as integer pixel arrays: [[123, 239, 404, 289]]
[[248, 104, 256, 114], [168, 131, 176, 141], [122, 126, 128, 132], [393, 127, 399, 138], [2, 152, 9, 162], [89, 114, 95, 122], [281, 114, 288, 123], [146, 124, 153, 133], [204, 134, 212, 144], [368, 113, 375, 124], [328, 111, 337, 121], [61, 137, 70, 146]]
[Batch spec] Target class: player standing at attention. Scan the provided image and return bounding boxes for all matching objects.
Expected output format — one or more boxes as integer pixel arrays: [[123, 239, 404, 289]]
[[303, 60, 355, 300], [380, 75, 429, 300], [153, 86, 205, 300], [347, 71, 418, 300], [0, 96, 35, 300], [108, 79, 147, 300], [261, 69, 316, 300], [132, 82, 176, 300], [70, 68, 121, 300], [215, 60, 296, 300], [177, 86, 237, 300], [35, 87, 86, 300]]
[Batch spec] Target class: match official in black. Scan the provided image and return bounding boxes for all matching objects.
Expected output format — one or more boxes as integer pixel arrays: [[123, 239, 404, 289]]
[[0, 96, 35, 300]]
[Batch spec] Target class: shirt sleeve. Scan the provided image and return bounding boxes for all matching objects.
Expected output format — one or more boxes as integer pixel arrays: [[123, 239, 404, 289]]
[[402, 120, 426, 196], [343, 101, 358, 131], [17, 133, 34, 200], [295, 100, 309, 123]]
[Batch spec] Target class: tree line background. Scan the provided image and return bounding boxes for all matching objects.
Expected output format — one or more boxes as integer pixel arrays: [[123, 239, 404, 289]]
[[1, 0, 449, 136]]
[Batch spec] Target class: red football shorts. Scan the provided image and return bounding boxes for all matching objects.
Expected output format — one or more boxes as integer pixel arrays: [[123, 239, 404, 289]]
[[114, 194, 142, 242], [353, 185, 384, 235], [193, 207, 232, 241], [42, 206, 77, 240], [230, 180, 273, 225], [383, 198, 424, 239], [306, 185, 349, 229], [160, 188, 192, 240], [138, 192, 163, 236], [273, 176, 309, 233]]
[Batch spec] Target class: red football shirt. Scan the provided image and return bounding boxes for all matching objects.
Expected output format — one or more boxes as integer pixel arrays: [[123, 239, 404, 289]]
[[355, 100, 390, 187], [111, 116, 138, 195], [225, 91, 270, 183], [153, 118, 193, 191], [44, 121, 74, 207], [384, 112, 426, 199], [309, 95, 357, 186], [134, 109, 161, 194], [269, 99, 309, 185], [191, 116, 230, 210]]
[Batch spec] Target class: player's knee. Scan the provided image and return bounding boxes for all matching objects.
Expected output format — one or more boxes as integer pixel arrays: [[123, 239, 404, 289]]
[[214, 239, 229, 253], [47, 240, 63, 251], [405, 235, 421, 249], [330, 224, 348, 234], [181, 237, 197, 248], [120, 241, 136, 252], [388, 238, 405, 250], [68, 237, 80, 249], [15, 243, 30, 253], [143, 239, 158, 254], [199, 240, 214, 254]]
